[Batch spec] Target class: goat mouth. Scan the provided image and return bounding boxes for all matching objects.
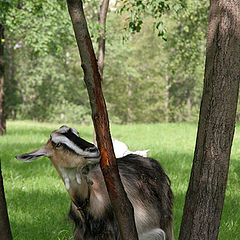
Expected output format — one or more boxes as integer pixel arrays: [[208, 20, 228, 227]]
[[84, 155, 101, 163]]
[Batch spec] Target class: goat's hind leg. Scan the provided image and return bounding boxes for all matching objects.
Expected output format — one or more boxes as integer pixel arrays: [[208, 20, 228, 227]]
[[139, 228, 166, 240]]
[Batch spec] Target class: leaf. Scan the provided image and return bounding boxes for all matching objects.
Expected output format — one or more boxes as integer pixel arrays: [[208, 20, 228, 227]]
[[173, 3, 181, 12]]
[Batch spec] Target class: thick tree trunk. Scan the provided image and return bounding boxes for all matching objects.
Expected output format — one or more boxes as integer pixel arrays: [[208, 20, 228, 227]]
[[179, 1, 240, 239], [0, 24, 6, 135], [0, 161, 12, 240], [97, 0, 109, 77], [66, 1, 139, 239]]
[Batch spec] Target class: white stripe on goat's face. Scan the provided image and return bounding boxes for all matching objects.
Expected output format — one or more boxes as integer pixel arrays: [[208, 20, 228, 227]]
[[50, 126, 100, 168], [51, 130, 97, 158]]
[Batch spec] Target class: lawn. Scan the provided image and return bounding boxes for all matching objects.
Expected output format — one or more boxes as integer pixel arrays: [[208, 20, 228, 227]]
[[0, 120, 239, 239]]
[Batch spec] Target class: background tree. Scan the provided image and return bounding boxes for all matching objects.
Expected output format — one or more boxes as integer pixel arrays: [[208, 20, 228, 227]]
[[97, 0, 110, 77], [0, 161, 12, 240], [165, 0, 208, 121], [179, 0, 240, 239], [0, 23, 6, 135], [0, 0, 12, 135]]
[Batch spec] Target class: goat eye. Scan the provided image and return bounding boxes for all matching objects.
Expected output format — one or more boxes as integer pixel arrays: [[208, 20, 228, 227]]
[[56, 143, 63, 148], [87, 147, 97, 152]]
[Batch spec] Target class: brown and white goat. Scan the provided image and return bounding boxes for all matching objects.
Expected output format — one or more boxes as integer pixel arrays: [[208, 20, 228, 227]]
[[16, 126, 174, 240]]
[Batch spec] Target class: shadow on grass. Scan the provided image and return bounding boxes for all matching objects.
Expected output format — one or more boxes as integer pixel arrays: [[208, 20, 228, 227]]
[[7, 187, 73, 240], [171, 191, 240, 240], [144, 150, 195, 238], [169, 156, 240, 240]]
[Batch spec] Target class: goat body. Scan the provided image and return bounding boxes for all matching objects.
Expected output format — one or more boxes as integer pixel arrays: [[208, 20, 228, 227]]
[[67, 154, 174, 240]]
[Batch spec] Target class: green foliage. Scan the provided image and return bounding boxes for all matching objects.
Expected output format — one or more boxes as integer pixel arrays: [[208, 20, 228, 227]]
[[104, 15, 167, 123], [6, 0, 74, 55], [2, 0, 210, 123], [8, 45, 90, 122], [1, 121, 240, 239], [165, 0, 209, 121], [4, 0, 91, 123], [0, 0, 12, 23], [116, 0, 182, 39]]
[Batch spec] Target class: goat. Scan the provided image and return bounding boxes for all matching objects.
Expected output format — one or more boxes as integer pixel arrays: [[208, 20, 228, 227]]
[[16, 126, 174, 240]]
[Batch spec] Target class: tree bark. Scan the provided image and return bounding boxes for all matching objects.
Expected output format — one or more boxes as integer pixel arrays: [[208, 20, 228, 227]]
[[0, 23, 6, 135], [97, 0, 109, 77], [0, 160, 12, 240], [179, 1, 240, 239], [93, 0, 110, 145], [66, 1, 139, 239]]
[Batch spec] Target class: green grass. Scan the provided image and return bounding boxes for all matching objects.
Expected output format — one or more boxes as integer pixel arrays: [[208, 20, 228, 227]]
[[0, 120, 239, 239]]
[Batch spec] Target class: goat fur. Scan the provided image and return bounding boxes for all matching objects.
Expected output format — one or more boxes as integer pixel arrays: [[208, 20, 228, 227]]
[[68, 154, 174, 240]]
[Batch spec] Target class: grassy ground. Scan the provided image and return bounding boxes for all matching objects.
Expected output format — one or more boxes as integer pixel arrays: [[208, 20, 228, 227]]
[[0, 120, 239, 239]]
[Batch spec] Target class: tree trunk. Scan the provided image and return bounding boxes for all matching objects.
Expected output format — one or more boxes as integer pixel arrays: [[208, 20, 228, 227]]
[[97, 0, 109, 78], [186, 88, 191, 122], [0, 160, 12, 240], [66, 1, 139, 239], [0, 24, 6, 135], [126, 81, 132, 124], [165, 75, 169, 123], [179, 1, 240, 239], [93, 0, 110, 145]]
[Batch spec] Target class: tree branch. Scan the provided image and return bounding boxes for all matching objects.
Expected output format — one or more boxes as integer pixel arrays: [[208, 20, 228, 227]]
[[97, 0, 110, 77]]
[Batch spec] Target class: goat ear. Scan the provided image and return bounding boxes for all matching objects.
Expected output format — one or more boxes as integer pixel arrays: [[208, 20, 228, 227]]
[[16, 147, 50, 162]]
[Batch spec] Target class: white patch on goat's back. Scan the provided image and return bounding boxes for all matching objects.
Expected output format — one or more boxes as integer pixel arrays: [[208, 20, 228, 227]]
[[112, 138, 129, 158], [131, 150, 149, 157], [112, 138, 149, 157]]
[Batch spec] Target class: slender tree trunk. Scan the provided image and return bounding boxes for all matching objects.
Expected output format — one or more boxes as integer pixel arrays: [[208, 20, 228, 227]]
[[97, 0, 109, 77], [165, 75, 169, 123], [66, 1, 139, 239], [186, 88, 191, 121], [126, 81, 132, 124], [179, 1, 240, 239], [93, 0, 110, 145], [0, 24, 6, 135], [0, 160, 12, 240]]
